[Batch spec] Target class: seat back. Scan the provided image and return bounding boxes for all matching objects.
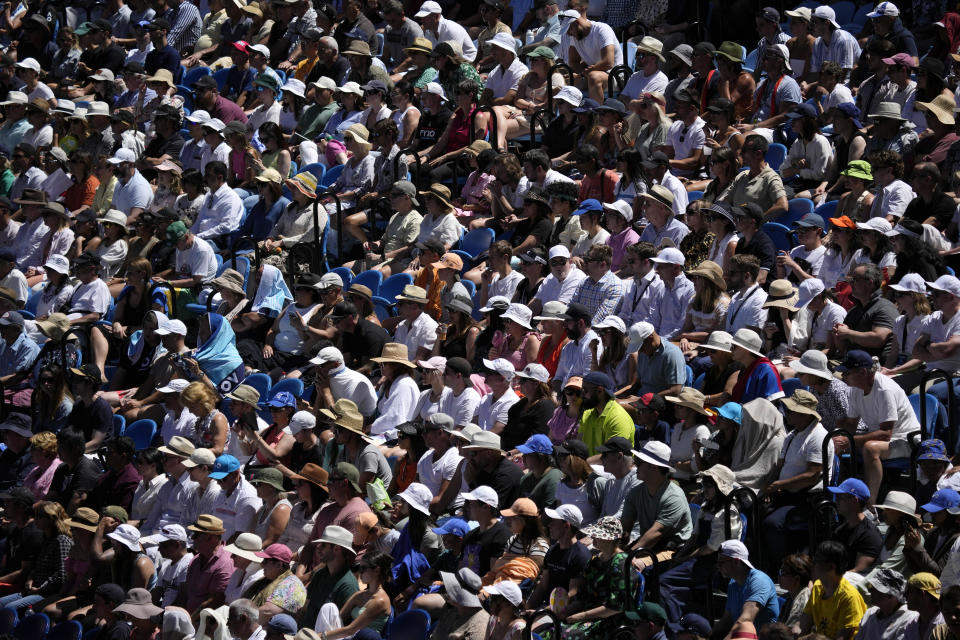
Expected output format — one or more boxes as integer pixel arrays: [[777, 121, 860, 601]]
[[47, 620, 83, 640], [373, 296, 394, 321], [762, 222, 794, 252], [909, 393, 941, 440], [270, 378, 305, 399], [0, 607, 17, 635], [814, 199, 839, 221], [14, 613, 50, 640], [765, 143, 788, 172], [113, 414, 126, 438], [320, 164, 345, 188], [688, 190, 704, 202], [124, 419, 158, 450], [379, 273, 414, 303], [459, 228, 495, 257], [299, 162, 326, 183], [352, 270, 384, 297], [781, 378, 804, 397], [242, 373, 272, 406], [777, 197, 815, 225], [386, 609, 431, 640]]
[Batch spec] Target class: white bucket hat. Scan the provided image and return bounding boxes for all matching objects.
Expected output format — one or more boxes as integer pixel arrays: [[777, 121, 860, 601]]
[[224, 532, 264, 562], [876, 491, 918, 517], [397, 482, 433, 515], [500, 303, 533, 330], [730, 328, 764, 357], [791, 350, 833, 381], [630, 440, 675, 472], [107, 524, 143, 552], [699, 330, 733, 353]]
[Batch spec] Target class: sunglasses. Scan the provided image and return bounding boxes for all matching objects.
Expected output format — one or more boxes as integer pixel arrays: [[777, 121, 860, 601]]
[[549, 258, 568, 266]]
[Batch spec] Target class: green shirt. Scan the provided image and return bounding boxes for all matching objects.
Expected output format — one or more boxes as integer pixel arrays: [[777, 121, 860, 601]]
[[622, 479, 693, 549], [301, 565, 359, 625], [519, 467, 563, 510], [298, 101, 340, 140], [0, 169, 14, 198], [579, 399, 635, 456]]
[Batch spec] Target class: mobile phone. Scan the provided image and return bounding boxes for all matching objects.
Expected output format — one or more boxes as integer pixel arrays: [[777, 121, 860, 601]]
[[239, 410, 259, 432]]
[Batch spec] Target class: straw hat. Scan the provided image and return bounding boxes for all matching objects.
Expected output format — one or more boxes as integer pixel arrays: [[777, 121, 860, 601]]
[[36, 312, 70, 341], [292, 463, 329, 490], [916, 93, 957, 126], [394, 284, 428, 304], [211, 268, 246, 297], [333, 407, 365, 436], [343, 123, 372, 149], [868, 101, 907, 122], [418, 183, 454, 211], [371, 342, 416, 368], [146, 68, 175, 89], [762, 279, 799, 310], [634, 36, 665, 62], [66, 507, 101, 532], [687, 260, 726, 291], [730, 328, 764, 357], [701, 464, 735, 496], [663, 387, 711, 416], [187, 514, 226, 535], [404, 37, 433, 55], [781, 389, 821, 421]]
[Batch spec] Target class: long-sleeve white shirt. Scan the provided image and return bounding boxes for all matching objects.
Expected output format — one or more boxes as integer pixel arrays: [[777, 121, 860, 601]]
[[371, 373, 419, 437], [192, 183, 245, 240]]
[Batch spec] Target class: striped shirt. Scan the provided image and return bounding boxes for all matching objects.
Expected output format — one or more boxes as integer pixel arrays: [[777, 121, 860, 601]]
[[167, 1, 202, 54], [811, 28, 862, 72]]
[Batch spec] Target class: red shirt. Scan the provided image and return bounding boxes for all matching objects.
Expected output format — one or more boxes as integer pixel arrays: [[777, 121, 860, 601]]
[[185, 545, 234, 612], [577, 170, 618, 203], [211, 95, 249, 124]]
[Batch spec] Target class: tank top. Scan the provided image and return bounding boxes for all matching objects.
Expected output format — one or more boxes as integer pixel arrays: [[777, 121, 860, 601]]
[[448, 106, 479, 152], [254, 497, 292, 539], [536, 334, 568, 379], [255, 424, 291, 467], [391, 105, 419, 142], [193, 409, 224, 450], [707, 232, 738, 271]]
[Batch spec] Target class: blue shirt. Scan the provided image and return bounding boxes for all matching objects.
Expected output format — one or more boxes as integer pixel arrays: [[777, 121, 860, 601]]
[[635, 340, 686, 396], [225, 65, 257, 101], [655, 273, 695, 341], [736, 360, 784, 404], [726, 568, 780, 629], [570, 270, 624, 324], [166, 1, 202, 54], [112, 170, 154, 214], [0, 330, 40, 377], [116, 87, 158, 109], [145, 45, 181, 76]]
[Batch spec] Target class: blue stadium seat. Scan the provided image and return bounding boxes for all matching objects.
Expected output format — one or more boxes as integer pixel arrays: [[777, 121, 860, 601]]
[[242, 373, 272, 406], [320, 164, 344, 188], [213, 67, 230, 91], [330, 267, 354, 289], [386, 609, 431, 640], [113, 414, 126, 438], [688, 190, 704, 202], [776, 198, 815, 226], [379, 273, 413, 303], [48, 620, 83, 640], [270, 378, 304, 399], [299, 162, 326, 183], [372, 296, 395, 321], [765, 143, 788, 172], [14, 614, 49, 640], [182, 66, 211, 86], [352, 270, 383, 297], [123, 419, 157, 450], [814, 199, 839, 221], [762, 222, 794, 252], [459, 228, 495, 257], [781, 378, 804, 397], [0, 608, 18, 635]]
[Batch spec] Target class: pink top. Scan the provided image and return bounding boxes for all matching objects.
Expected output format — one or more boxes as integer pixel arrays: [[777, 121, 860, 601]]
[[23, 458, 63, 500], [325, 140, 347, 166], [547, 407, 579, 444], [492, 330, 537, 372], [462, 171, 495, 208], [606, 227, 640, 272]]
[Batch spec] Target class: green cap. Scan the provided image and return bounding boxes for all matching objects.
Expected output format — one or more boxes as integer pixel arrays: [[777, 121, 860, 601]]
[[625, 602, 667, 626], [331, 462, 362, 494], [527, 45, 556, 60], [101, 505, 129, 523], [250, 466, 285, 492], [166, 221, 188, 242], [715, 40, 744, 63], [253, 72, 281, 93], [841, 159, 873, 182], [75, 21, 94, 35]]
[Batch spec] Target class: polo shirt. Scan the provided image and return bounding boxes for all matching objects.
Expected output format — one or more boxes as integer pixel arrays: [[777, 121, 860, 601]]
[[484, 58, 527, 99], [655, 274, 695, 341], [622, 478, 692, 548], [870, 179, 914, 220], [843, 291, 898, 361], [112, 170, 153, 214], [144, 44, 180, 75], [727, 568, 780, 629], [0, 330, 38, 377], [726, 284, 769, 333], [607, 227, 639, 272], [213, 477, 262, 541], [634, 340, 686, 396], [210, 95, 248, 124], [534, 267, 587, 307], [723, 166, 787, 215], [394, 311, 438, 361], [426, 17, 477, 62], [476, 388, 520, 432], [579, 398, 635, 455], [734, 231, 777, 274], [638, 216, 690, 248], [184, 545, 234, 612], [298, 101, 340, 140], [302, 566, 358, 628]]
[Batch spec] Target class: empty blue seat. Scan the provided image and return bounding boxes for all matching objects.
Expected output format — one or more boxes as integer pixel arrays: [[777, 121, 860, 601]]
[[14, 614, 49, 640], [762, 222, 794, 252], [330, 267, 354, 289], [379, 273, 413, 303], [123, 419, 157, 450], [270, 378, 304, 399], [352, 270, 383, 297], [765, 143, 788, 172], [459, 228, 495, 257], [242, 373, 272, 406]]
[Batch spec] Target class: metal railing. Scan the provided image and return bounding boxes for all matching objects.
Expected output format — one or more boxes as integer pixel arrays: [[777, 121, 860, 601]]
[[920, 368, 955, 449]]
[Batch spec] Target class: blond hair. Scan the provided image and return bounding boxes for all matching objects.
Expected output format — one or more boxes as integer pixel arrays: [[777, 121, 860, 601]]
[[29, 431, 58, 457], [180, 381, 219, 414], [35, 501, 71, 537]]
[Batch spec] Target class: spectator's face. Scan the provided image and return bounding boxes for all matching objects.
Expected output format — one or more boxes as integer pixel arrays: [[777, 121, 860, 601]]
[[484, 371, 509, 394], [580, 382, 601, 409], [850, 267, 874, 298], [193, 532, 221, 556]]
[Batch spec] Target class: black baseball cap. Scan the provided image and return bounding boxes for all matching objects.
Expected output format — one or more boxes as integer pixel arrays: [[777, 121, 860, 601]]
[[562, 302, 591, 323], [555, 439, 589, 458], [446, 357, 471, 377], [416, 238, 445, 256], [596, 436, 633, 455]]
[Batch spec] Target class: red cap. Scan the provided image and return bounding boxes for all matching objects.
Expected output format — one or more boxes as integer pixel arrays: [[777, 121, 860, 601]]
[[254, 543, 293, 563], [231, 40, 250, 53]]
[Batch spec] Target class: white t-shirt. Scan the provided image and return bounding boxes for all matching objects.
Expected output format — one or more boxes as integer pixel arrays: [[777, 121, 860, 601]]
[[725, 284, 768, 333], [0, 268, 28, 304], [416, 212, 462, 249], [488, 269, 525, 301], [778, 421, 831, 490], [847, 372, 920, 441], [572, 228, 610, 257], [68, 278, 111, 317], [821, 83, 854, 113], [394, 312, 438, 361], [416, 446, 463, 496], [534, 267, 587, 306], [621, 69, 669, 101], [856, 605, 918, 640], [485, 58, 528, 99], [922, 309, 960, 373], [475, 387, 520, 431], [175, 236, 219, 283], [570, 21, 623, 67], [669, 422, 710, 479], [788, 244, 827, 278], [892, 314, 927, 362], [665, 117, 706, 177], [438, 386, 482, 427]]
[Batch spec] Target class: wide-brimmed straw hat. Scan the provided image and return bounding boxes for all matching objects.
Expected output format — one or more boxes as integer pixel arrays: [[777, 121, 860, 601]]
[[762, 279, 799, 310], [781, 389, 821, 421], [916, 93, 957, 126], [687, 260, 726, 291], [664, 387, 712, 416], [370, 342, 416, 368], [418, 183, 455, 211]]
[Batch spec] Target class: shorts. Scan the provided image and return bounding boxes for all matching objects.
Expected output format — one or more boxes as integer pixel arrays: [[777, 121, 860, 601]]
[[888, 438, 911, 459]]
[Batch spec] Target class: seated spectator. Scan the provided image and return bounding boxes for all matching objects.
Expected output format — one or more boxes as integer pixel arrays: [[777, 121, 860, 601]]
[[712, 540, 780, 638], [651, 247, 695, 341], [796, 540, 868, 638], [832, 263, 898, 361], [722, 135, 789, 221], [622, 441, 693, 558]]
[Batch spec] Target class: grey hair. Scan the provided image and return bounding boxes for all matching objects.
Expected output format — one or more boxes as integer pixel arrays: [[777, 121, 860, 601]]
[[319, 36, 338, 53], [229, 599, 258, 622], [854, 262, 883, 290]]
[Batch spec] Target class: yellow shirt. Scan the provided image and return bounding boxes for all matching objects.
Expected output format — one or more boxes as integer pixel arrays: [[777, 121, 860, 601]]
[[579, 398, 635, 456], [803, 578, 867, 639]]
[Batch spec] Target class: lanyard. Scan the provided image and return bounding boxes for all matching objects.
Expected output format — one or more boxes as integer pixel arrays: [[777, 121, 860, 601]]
[[632, 275, 653, 309], [700, 69, 716, 113], [728, 285, 760, 328], [752, 74, 784, 122]]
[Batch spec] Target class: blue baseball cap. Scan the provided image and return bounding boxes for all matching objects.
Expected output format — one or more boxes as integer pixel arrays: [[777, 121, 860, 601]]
[[786, 102, 818, 119], [836, 349, 873, 372], [266, 613, 298, 635], [208, 454, 240, 480], [572, 97, 601, 113], [667, 613, 711, 638], [715, 402, 742, 425], [922, 489, 960, 513], [266, 391, 297, 408], [918, 439, 951, 463], [517, 434, 554, 455], [832, 102, 863, 128], [827, 477, 870, 501], [432, 518, 470, 537], [573, 198, 603, 216], [794, 213, 825, 230]]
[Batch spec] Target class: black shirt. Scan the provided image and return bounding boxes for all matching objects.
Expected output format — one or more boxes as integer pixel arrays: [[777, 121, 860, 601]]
[[703, 361, 746, 396], [340, 319, 389, 371], [67, 397, 113, 444], [143, 133, 186, 164], [502, 396, 557, 450], [289, 440, 323, 475], [0, 446, 31, 489], [305, 56, 353, 87], [843, 291, 898, 362], [461, 520, 511, 575], [473, 457, 524, 509], [902, 192, 955, 229], [50, 457, 103, 511], [541, 542, 592, 593], [92, 44, 128, 74], [3, 521, 44, 579], [512, 216, 553, 249], [733, 230, 777, 273], [543, 116, 580, 158], [414, 105, 455, 153], [832, 516, 883, 568]]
